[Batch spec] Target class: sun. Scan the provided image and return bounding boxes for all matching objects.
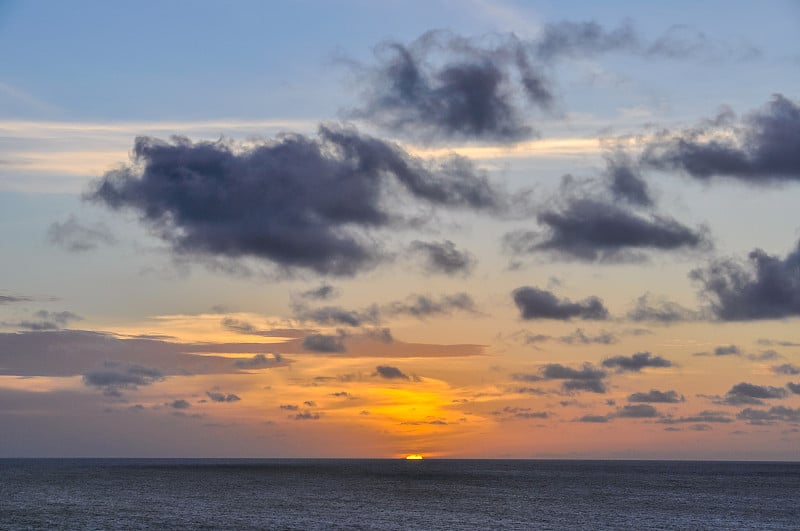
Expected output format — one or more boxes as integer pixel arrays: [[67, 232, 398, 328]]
[[405, 454, 424, 460]]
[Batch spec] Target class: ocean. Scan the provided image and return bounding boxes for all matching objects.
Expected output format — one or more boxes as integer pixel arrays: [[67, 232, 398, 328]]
[[1, 459, 798, 529]]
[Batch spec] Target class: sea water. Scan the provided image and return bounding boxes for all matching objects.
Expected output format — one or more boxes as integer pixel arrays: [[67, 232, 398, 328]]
[[1, 459, 798, 529]]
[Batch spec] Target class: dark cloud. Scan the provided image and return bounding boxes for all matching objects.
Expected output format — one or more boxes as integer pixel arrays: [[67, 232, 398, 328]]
[[691, 240, 800, 320], [293, 304, 379, 327], [758, 338, 800, 347], [293, 411, 321, 420], [83, 362, 165, 396], [628, 389, 684, 403], [492, 406, 549, 420], [300, 284, 338, 301], [642, 94, 800, 183], [659, 410, 733, 424], [602, 352, 672, 372], [349, 31, 550, 142], [302, 334, 346, 353], [0, 295, 32, 304], [170, 399, 191, 409], [737, 406, 800, 424], [787, 382, 800, 394], [576, 414, 609, 423], [88, 125, 505, 276], [409, 240, 476, 276], [615, 404, 660, 418], [512, 286, 607, 320], [13, 310, 82, 331], [534, 20, 637, 60], [721, 382, 788, 406], [206, 391, 241, 403], [627, 293, 700, 323], [374, 365, 409, 380], [519, 328, 617, 345], [233, 353, 283, 369], [506, 198, 709, 262], [385, 292, 477, 318], [714, 345, 741, 356], [605, 152, 653, 207], [220, 318, 308, 338], [47, 215, 116, 252], [538, 363, 607, 394], [773, 364, 800, 376], [279, 404, 299, 411]]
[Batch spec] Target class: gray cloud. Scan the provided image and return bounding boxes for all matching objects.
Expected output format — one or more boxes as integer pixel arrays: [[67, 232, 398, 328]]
[[13, 310, 82, 331], [83, 362, 165, 396], [691, 241, 800, 321], [535, 363, 608, 394], [659, 410, 733, 424], [737, 406, 800, 424], [170, 399, 191, 409], [615, 404, 660, 418], [721, 382, 788, 406], [409, 240, 476, 276], [602, 352, 672, 372], [627, 293, 701, 323], [233, 353, 283, 369], [293, 304, 379, 327], [628, 389, 684, 403], [385, 292, 477, 318], [300, 284, 338, 301], [773, 364, 800, 376], [642, 94, 800, 183], [206, 391, 241, 403], [0, 295, 32, 304], [47, 215, 116, 252], [293, 411, 321, 420], [220, 318, 308, 338], [576, 414, 609, 423], [605, 152, 653, 207], [512, 286, 607, 320], [374, 365, 410, 380], [302, 334, 346, 353], [88, 125, 506, 277], [505, 198, 708, 262]]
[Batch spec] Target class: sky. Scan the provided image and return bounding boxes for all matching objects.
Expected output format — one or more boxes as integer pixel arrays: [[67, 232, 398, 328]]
[[2, 0, 800, 459]]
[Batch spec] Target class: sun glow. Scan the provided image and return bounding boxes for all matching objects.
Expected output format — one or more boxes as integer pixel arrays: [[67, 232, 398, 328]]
[[405, 454, 424, 460]]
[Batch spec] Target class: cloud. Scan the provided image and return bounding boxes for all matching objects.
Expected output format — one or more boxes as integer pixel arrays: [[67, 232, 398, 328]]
[[385, 292, 478, 318], [528, 363, 608, 394], [615, 404, 661, 418], [691, 240, 800, 320], [512, 286, 607, 320], [576, 414, 609, 423], [773, 364, 800, 376], [558, 328, 617, 345], [628, 389, 684, 403], [302, 333, 346, 353], [0, 294, 32, 304], [658, 410, 733, 424], [737, 406, 800, 424], [88, 125, 506, 276], [348, 31, 551, 142], [602, 352, 672, 372], [47, 215, 116, 252], [206, 391, 241, 403], [13, 310, 83, 331], [374, 365, 410, 380], [642, 94, 800, 183], [409, 240, 476, 276], [721, 382, 788, 406], [506, 198, 709, 262], [293, 304, 379, 327], [695, 344, 742, 357], [604, 151, 653, 207], [627, 293, 701, 323], [534, 20, 638, 61], [83, 362, 165, 396], [492, 406, 549, 420], [279, 404, 299, 411], [299, 284, 338, 301], [232, 353, 283, 369], [170, 399, 191, 409], [787, 382, 800, 395], [293, 411, 321, 420]]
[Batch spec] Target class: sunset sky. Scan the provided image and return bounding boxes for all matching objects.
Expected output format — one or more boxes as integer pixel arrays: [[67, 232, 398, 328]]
[[2, 0, 800, 459]]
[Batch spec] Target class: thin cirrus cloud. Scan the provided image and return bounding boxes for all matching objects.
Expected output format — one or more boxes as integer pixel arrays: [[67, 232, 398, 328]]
[[87, 124, 508, 277]]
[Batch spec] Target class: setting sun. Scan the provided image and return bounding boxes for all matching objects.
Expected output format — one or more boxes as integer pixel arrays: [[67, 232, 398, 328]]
[[405, 454, 424, 460]]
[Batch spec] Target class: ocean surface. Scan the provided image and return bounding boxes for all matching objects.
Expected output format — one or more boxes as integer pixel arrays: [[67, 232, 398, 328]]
[[1, 459, 798, 530]]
